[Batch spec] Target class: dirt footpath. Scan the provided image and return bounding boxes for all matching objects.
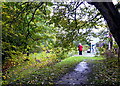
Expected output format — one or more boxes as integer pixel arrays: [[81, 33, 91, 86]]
[[55, 60, 94, 85]]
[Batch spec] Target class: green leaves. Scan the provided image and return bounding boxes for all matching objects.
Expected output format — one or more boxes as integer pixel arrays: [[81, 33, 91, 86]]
[[2, 2, 56, 59]]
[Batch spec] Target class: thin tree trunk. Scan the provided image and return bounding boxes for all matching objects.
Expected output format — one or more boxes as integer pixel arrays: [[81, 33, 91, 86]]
[[118, 48, 120, 63], [109, 33, 113, 50]]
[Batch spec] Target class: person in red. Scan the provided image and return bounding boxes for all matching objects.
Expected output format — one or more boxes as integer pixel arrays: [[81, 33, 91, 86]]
[[78, 43, 83, 55]]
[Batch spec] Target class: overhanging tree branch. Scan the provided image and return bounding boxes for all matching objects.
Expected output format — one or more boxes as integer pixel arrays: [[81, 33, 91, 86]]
[[28, 2, 44, 26]]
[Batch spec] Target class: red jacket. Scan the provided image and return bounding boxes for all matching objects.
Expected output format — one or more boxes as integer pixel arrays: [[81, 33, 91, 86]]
[[78, 45, 83, 51]]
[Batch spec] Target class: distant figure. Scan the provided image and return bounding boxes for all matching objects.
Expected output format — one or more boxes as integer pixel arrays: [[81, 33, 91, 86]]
[[78, 43, 83, 55]]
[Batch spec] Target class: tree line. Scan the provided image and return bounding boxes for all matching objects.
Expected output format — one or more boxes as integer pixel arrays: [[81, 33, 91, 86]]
[[2, 1, 120, 62]]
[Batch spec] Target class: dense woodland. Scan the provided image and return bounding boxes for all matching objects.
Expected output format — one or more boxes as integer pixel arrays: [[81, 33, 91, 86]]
[[1, 1, 120, 85]]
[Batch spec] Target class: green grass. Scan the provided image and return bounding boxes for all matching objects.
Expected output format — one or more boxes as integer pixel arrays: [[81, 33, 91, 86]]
[[54, 56, 104, 71], [2, 55, 104, 85]]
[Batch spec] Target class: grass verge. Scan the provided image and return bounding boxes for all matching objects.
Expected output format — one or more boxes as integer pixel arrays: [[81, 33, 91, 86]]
[[3, 56, 104, 85]]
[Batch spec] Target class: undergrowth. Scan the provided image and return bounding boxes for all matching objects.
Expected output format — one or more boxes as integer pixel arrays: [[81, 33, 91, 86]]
[[2, 52, 58, 85]]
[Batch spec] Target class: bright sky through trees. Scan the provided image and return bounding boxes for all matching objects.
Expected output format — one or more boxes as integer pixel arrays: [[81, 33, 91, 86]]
[[112, 0, 118, 5]]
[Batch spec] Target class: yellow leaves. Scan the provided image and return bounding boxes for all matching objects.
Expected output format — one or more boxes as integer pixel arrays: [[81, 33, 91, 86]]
[[2, 76, 6, 79], [13, 72, 17, 74], [48, 82, 54, 85], [42, 47, 46, 51], [2, 12, 7, 14], [6, 16, 11, 18], [2, 5, 7, 8]]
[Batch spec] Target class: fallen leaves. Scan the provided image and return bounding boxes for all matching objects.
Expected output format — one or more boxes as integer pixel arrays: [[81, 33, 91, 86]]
[[89, 58, 120, 85]]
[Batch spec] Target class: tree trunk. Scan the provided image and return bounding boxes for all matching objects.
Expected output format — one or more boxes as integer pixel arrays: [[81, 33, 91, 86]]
[[109, 32, 113, 50], [118, 48, 120, 63], [89, 2, 120, 59]]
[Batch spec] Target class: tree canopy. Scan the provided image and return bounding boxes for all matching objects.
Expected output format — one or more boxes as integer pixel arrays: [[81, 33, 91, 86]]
[[2, 1, 120, 61]]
